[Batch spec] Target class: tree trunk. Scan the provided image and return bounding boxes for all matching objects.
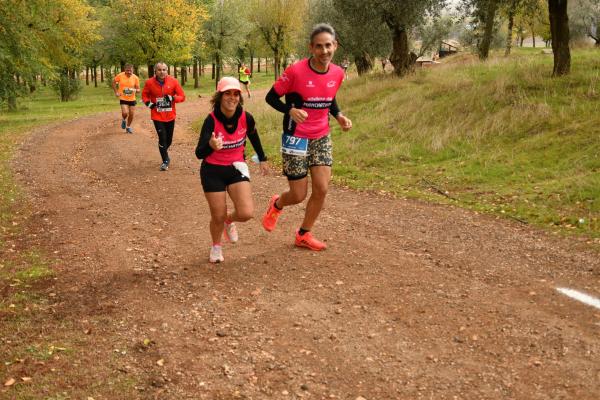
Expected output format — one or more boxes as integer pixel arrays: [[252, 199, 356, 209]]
[[250, 53, 254, 76], [93, 66, 98, 87], [100, 66, 104, 83], [212, 63, 215, 80], [273, 50, 281, 79], [193, 59, 199, 89], [548, 0, 570, 76], [85, 67, 89, 85], [148, 63, 154, 78], [388, 26, 413, 77], [174, 66, 178, 78], [479, 0, 499, 60], [532, 26, 536, 47], [282, 53, 288, 70], [215, 54, 221, 88], [354, 52, 373, 75], [180, 66, 185, 86], [8, 95, 16, 111], [505, 5, 516, 56]]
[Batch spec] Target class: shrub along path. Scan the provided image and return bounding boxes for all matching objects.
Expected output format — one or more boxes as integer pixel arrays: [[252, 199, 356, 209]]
[[3, 94, 600, 399]]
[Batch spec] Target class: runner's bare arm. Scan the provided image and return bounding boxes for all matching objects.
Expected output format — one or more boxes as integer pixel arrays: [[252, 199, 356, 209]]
[[335, 113, 352, 131]]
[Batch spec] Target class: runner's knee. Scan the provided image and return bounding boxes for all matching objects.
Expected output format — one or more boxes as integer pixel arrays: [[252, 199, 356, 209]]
[[287, 187, 308, 204], [311, 182, 328, 199], [211, 213, 227, 225], [236, 207, 254, 222]]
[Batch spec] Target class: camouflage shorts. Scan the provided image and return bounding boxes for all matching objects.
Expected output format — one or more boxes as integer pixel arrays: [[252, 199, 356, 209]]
[[282, 134, 332, 180]]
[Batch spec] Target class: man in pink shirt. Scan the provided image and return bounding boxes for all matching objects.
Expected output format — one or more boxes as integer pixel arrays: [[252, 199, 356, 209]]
[[262, 23, 352, 251]]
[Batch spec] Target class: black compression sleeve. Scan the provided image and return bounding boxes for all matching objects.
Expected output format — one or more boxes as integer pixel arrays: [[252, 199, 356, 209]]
[[329, 97, 341, 118], [195, 115, 215, 159], [246, 113, 267, 161], [265, 87, 291, 114]]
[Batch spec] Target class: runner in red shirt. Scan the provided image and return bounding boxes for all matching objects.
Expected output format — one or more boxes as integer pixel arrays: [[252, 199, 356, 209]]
[[142, 62, 186, 171], [261, 23, 352, 251]]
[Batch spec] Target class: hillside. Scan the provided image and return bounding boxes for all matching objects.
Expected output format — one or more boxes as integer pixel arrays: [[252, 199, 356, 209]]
[[251, 49, 600, 239]]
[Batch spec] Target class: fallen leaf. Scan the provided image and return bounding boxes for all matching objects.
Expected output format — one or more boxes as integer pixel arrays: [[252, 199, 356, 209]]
[[21, 377, 32, 382], [4, 378, 15, 386], [156, 359, 164, 366]]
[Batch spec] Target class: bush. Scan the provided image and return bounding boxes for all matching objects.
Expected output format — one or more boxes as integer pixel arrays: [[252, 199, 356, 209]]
[[51, 68, 82, 102]]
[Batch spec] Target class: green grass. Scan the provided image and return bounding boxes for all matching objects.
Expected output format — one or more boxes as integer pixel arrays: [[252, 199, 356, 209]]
[[250, 48, 600, 239]]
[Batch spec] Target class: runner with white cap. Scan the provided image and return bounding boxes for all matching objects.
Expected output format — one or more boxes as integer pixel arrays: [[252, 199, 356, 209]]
[[195, 76, 269, 263]]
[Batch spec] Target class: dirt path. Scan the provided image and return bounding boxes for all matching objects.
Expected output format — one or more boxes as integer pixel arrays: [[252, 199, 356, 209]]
[[4, 94, 600, 399]]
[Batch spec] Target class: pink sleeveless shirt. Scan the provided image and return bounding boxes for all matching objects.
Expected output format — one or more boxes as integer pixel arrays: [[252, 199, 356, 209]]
[[204, 111, 248, 166]]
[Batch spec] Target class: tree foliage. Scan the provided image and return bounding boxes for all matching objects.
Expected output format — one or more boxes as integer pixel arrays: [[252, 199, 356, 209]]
[[569, 0, 600, 45], [249, 0, 308, 79], [108, 0, 205, 76], [204, 0, 250, 83], [0, 0, 97, 107], [307, 0, 390, 75], [416, 16, 456, 57], [512, 0, 550, 47], [373, 0, 446, 75]]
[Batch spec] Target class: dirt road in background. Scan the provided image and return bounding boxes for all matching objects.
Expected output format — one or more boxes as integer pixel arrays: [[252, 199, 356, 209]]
[[4, 94, 600, 399]]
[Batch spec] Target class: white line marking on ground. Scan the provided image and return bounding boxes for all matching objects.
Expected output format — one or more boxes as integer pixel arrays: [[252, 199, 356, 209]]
[[556, 287, 600, 311]]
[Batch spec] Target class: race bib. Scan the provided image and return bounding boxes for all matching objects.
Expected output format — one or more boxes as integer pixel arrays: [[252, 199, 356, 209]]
[[156, 96, 173, 112], [281, 134, 308, 156], [123, 87, 133, 95]]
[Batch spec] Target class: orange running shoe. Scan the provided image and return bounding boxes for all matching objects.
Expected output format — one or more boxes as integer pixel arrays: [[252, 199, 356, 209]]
[[262, 195, 282, 232], [295, 230, 327, 251]]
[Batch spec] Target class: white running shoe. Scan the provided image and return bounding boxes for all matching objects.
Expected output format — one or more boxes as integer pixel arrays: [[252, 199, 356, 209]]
[[223, 222, 239, 243], [209, 245, 224, 263]]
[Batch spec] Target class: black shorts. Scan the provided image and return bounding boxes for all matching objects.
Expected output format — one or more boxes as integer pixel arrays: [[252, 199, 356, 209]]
[[119, 100, 137, 106], [240, 81, 249, 86], [200, 162, 249, 192]]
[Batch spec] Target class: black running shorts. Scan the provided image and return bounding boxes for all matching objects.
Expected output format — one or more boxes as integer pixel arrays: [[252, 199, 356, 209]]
[[200, 162, 249, 192], [119, 100, 137, 106]]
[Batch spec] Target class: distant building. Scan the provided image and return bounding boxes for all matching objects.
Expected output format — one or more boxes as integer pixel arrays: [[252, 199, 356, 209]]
[[439, 40, 461, 58]]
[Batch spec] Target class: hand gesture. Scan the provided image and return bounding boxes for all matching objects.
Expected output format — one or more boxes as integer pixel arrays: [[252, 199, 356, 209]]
[[209, 132, 223, 150], [289, 107, 308, 124], [336, 115, 352, 132], [259, 161, 270, 176], [115, 92, 121, 97]]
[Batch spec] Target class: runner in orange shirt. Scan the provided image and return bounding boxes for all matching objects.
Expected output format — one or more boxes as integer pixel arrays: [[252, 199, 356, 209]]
[[112, 64, 140, 134]]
